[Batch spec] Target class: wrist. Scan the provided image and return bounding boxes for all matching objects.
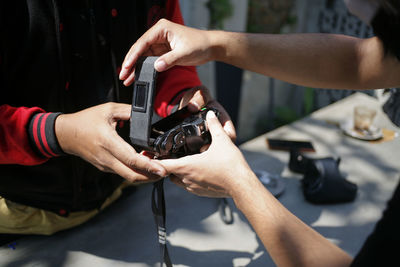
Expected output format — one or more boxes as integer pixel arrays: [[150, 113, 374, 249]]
[[209, 30, 228, 63], [54, 114, 72, 155]]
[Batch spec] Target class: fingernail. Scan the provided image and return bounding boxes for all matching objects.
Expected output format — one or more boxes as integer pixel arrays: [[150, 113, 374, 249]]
[[155, 60, 166, 71], [207, 110, 216, 118], [119, 68, 126, 79]]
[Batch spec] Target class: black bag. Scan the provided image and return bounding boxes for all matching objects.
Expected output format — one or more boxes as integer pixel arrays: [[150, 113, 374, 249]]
[[289, 150, 358, 204]]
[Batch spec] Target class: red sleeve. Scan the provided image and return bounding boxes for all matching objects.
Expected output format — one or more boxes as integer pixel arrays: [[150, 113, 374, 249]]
[[153, 0, 202, 117], [165, 0, 185, 24], [0, 104, 48, 165]]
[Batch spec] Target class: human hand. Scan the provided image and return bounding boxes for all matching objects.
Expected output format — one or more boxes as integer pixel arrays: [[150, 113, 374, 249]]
[[180, 86, 236, 142], [160, 111, 253, 198], [55, 103, 166, 183], [119, 19, 216, 86]]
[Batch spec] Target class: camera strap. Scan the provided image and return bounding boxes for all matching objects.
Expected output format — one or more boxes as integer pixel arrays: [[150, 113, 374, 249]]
[[152, 179, 173, 267], [218, 198, 234, 225]]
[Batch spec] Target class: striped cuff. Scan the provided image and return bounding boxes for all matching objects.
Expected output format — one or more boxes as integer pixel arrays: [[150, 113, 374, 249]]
[[28, 112, 65, 158]]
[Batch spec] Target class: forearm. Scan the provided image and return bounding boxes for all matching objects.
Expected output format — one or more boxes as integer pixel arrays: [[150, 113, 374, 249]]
[[210, 31, 400, 89], [231, 173, 352, 267]]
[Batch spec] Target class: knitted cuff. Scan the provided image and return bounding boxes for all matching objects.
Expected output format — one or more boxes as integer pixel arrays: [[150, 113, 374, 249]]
[[28, 112, 65, 158]]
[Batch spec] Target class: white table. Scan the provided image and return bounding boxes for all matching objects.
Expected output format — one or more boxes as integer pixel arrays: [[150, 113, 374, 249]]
[[241, 92, 400, 261]]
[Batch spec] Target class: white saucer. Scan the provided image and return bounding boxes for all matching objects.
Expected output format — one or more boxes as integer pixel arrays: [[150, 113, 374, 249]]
[[340, 119, 383, 141]]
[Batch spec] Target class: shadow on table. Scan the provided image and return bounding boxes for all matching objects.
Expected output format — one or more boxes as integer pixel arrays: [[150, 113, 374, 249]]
[[0, 180, 268, 267]]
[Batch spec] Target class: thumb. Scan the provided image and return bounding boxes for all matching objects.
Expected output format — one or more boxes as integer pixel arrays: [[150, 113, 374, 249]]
[[155, 51, 182, 72], [159, 157, 192, 174], [206, 111, 227, 141], [158, 159, 178, 173]]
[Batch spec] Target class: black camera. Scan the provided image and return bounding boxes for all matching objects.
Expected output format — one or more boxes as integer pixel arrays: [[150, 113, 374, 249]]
[[129, 57, 219, 158]]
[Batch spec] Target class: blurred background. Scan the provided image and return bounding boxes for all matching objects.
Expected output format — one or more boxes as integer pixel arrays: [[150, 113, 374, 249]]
[[179, 0, 385, 143]]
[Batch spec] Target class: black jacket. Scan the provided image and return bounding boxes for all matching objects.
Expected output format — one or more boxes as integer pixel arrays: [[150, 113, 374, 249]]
[[0, 0, 192, 215]]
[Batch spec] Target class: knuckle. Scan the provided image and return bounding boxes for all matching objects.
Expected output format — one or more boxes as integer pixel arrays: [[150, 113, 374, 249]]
[[126, 156, 139, 168], [158, 18, 167, 25], [105, 102, 119, 114]]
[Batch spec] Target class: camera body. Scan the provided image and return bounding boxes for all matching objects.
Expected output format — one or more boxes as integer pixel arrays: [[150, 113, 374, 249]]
[[150, 106, 219, 157], [129, 57, 218, 158]]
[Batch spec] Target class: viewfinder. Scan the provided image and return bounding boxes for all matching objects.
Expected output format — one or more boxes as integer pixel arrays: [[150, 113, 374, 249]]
[[133, 82, 148, 112]]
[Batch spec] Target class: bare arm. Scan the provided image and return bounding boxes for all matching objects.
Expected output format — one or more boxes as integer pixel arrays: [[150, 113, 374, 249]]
[[233, 173, 352, 267], [211, 31, 400, 89], [161, 112, 353, 267], [121, 19, 400, 89]]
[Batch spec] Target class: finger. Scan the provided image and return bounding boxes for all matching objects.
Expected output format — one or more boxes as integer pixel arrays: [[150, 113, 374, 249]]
[[110, 103, 131, 121], [206, 111, 229, 141], [123, 44, 172, 86], [207, 101, 237, 141], [120, 36, 157, 80], [130, 166, 164, 184], [105, 156, 161, 183], [120, 25, 166, 83], [179, 86, 212, 112], [120, 47, 141, 82], [106, 132, 167, 177], [189, 86, 212, 112], [159, 158, 183, 173], [222, 120, 236, 142], [160, 157, 193, 174], [154, 51, 181, 72], [124, 19, 172, 67], [122, 45, 171, 86], [122, 71, 136, 87]]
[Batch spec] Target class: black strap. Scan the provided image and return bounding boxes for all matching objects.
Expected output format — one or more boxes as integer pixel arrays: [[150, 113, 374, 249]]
[[218, 198, 234, 225], [152, 179, 173, 267]]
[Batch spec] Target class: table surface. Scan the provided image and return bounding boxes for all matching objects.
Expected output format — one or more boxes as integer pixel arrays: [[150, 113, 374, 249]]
[[1, 93, 399, 267]]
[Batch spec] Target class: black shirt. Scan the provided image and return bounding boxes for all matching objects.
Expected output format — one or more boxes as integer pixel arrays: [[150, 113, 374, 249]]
[[351, 179, 400, 266]]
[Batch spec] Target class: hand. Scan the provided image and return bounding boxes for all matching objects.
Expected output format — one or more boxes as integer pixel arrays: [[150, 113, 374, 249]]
[[180, 86, 236, 142], [119, 19, 216, 86], [55, 103, 167, 183], [160, 111, 252, 198]]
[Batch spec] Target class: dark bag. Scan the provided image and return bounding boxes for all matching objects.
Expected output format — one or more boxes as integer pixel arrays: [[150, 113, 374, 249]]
[[289, 150, 358, 204]]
